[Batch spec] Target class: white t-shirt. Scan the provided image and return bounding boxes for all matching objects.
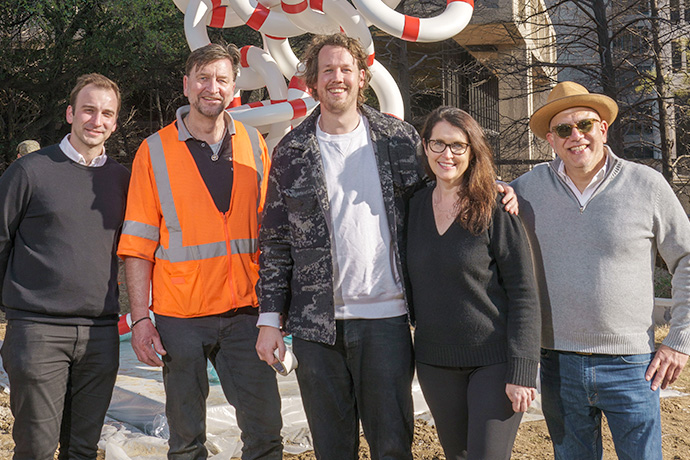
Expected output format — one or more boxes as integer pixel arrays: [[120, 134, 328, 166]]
[[315, 115, 405, 320], [256, 115, 406, 329]]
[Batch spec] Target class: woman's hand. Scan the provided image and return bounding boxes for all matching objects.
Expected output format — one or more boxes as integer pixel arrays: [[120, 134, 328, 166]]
[[505, 383, 537, 413]]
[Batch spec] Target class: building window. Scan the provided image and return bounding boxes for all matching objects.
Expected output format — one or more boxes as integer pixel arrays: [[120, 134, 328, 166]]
[[671, 0, 681, 23], [672, 40, 683, 71], [440, 44, 500, 156]]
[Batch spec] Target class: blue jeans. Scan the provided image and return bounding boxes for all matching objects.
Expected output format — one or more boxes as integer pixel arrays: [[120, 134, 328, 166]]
[[292, 316, 414, 460], [155, 309, 282, 460], [540, 349, 662, 460]]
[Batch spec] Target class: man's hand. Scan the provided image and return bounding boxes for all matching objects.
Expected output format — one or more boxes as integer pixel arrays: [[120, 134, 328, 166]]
[[646, 344, 689, 391], [131, 319, 166, 367], [256, 326, 285, 365], [497, 181, 519, 215], [505, 383, 537, 413]]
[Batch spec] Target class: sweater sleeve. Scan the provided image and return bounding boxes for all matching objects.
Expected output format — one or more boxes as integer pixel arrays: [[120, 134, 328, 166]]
[[654, 176, 690, 354], [490, 207, 541, 387], [0, 163, 32, 305]]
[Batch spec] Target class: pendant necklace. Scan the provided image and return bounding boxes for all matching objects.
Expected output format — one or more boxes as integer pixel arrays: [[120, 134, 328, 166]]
[[433, 188, 460, 220], [185, 118, 225, 162]]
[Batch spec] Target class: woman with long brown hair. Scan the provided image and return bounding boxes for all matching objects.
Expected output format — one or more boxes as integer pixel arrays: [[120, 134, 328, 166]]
[[407, 106, 540, 459]]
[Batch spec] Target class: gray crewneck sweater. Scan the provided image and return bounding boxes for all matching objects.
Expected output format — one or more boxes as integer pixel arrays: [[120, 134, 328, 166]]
[[513, 150, 690, 355]]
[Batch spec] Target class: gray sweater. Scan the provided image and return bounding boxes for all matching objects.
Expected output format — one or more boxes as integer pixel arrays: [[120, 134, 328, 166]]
[[0, 145, 130, 325], [512, 150, 690, 355]]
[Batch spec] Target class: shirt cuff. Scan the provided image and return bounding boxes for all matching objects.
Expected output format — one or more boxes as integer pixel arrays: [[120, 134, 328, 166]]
[[257, 312, 281, 329]]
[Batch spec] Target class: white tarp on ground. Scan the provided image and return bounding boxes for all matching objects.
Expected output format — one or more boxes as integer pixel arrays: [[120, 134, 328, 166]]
[[0, 339, 685, 459], [97, 339, 441, 459]]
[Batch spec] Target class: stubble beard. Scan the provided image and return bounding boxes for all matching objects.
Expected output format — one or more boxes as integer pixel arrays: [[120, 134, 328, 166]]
[[191, 97, 225, 119], [319, 88, 359, 115]]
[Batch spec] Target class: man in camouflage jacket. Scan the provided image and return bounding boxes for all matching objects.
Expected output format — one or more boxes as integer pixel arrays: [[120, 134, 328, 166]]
[[257, 102, 423, 343], [255, 35, 423, 459]]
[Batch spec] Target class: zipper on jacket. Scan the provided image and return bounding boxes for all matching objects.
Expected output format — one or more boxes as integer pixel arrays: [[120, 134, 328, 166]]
[[549, 156, 618, 214], [222, 212, 238, 308]]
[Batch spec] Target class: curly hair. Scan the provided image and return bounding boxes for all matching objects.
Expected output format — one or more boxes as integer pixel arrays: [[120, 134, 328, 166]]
[[420, 106, 498, 235], [70, 73, 121, 114], [298, 34, 371, 106], [185, 43, 241, 80]]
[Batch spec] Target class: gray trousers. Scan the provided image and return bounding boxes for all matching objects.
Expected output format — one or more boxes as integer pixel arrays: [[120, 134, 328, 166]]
[[1, 320, 119, 460], [155, 309, 282, 460]]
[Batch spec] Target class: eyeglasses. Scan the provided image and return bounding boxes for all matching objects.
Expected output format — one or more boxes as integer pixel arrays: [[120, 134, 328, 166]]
[[427, 139, 470, 155], [551, 118, 600, 139]]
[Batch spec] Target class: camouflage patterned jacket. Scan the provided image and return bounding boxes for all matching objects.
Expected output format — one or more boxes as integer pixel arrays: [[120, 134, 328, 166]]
[[258, 105, 425, 345]]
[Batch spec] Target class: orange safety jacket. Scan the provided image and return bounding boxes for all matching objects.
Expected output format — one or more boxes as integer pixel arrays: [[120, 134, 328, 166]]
[[117, 117, 270, 318]]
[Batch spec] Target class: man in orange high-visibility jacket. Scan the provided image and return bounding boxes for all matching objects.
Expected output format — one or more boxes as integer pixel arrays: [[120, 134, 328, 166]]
[[117, 43, 282, 460]]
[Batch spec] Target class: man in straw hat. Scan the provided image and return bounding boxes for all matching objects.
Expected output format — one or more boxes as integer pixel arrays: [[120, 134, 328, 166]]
[[512, 81, 690, 459]]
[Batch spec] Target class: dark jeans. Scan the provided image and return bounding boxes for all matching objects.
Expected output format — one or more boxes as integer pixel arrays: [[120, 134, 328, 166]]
[[1, 320, 119, 460], [292, 315, 414, 460], [416, 361, 522, 460], [540, 349, 662, 460], [155, 310, 282, 460]]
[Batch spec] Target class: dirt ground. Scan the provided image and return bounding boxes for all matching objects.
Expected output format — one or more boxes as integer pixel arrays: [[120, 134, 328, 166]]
[[0, 324, 688, 460]]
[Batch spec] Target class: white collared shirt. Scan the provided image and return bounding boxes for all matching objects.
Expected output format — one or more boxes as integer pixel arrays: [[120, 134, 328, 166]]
[[59, 135, 108, 167], [556, 147, 610, 206]]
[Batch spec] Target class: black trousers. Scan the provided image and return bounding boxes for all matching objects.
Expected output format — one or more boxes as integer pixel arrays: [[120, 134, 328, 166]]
[[155, 310, 283, 460], [416, 361, 523, 460], [1, 320, 119, 460], [293, 316, 414, 460]]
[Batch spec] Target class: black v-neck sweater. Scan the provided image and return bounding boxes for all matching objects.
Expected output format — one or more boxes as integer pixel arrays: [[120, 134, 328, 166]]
[[406, 186, 540, 387], [0, 145, 130, 325]]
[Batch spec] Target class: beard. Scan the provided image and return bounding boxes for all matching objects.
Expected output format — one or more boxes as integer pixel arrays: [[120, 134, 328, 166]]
[[318, 89, 359, 115], [320, 98, 349, 114], [190, 96, 226, 118]]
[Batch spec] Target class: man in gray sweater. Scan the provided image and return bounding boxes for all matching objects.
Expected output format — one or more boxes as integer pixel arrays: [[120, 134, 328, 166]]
[[0, 74, 129, 459], [513, 81, 690, 460]]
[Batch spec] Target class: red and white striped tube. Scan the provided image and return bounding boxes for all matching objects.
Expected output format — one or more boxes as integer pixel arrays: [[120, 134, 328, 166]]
[[351, 0, 474, 43], [207, 1, 245, 28], [228, 97, 317, 126], [318, 0, 374, 64], [263, 36, 300, 79], [174, 0, 245, 27], [369, 61, 404, 119], [304, 0, 402, 116], [236, 66, 266, 91], [288, 75, 311, 127], [229, 90, 242, 108], [227, 0, 304, 37], [179, 0, 246, 50], [280, 0, 341, 35], [239, 45, 288, 100], [183, 0, 213, 50]]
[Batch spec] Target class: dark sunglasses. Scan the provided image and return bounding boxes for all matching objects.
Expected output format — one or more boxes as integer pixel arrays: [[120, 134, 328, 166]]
[[551, 118, 600, 139]]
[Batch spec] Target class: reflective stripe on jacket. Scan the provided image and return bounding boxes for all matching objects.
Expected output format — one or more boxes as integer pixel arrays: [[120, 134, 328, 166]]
[[118, 118, 270, 318]]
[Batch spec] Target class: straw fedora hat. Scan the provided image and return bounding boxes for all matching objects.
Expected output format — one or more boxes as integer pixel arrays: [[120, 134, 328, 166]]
[[529, 81, 618, 139]]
